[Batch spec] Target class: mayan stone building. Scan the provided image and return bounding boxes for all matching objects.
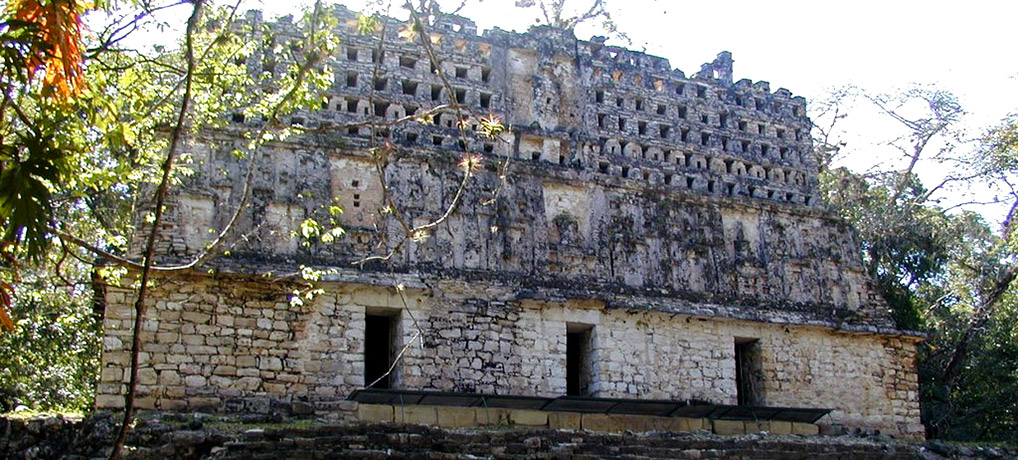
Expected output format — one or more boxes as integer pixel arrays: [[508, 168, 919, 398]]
[[96, 5, 925, 439]]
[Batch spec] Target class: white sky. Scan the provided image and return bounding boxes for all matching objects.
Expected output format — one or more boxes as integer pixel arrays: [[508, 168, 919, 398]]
[[260, 0, 1015, 128], [133, 0, 1018, 216]]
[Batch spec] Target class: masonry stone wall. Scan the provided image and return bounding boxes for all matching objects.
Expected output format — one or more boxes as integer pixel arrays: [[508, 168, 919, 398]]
[[97, 276, 922, 437], [160, 138, 889, 332], [102, 3, 925, 442]]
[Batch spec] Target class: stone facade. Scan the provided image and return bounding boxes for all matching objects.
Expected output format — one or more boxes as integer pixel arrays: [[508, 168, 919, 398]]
[[97, 4, 924, 439], [99, 278, 920, 436]]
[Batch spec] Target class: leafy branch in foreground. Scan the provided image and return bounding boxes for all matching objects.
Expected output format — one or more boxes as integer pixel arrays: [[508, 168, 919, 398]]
[[0, 0, 95, 334], [0, 0, 346, 450]]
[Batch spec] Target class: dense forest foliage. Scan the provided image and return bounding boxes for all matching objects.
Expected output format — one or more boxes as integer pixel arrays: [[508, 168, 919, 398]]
[[0, 0, 1016, 445], [813, 88, 1018, 441]]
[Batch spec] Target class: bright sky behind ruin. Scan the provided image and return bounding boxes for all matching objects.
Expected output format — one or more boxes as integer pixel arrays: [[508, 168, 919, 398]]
[[138, 0, 1018, 215], [270, 0, 1015, 128]]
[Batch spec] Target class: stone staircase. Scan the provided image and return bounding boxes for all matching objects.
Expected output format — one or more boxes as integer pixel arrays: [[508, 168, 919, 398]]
[[213, 423, 920, 460], [12, 414, 1015, 460]]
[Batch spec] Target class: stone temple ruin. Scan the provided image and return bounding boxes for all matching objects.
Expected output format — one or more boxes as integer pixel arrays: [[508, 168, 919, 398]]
[[96, 5, 925, 439]]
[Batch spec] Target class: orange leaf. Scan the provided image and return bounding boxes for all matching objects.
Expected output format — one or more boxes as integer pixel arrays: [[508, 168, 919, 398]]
[[0, 282, 13, 332], [0, 308, 12, 332], [11, 0, 90, 100]]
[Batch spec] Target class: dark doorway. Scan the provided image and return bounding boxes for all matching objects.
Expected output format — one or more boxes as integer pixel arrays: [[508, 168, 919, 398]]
[[735, 337, 762, 406], [566, 324, 594, 396], [365, 313, 396, 389]]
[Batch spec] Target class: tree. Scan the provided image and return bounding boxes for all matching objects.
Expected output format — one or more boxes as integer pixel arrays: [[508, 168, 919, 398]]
[[513, 0, 613, 29], [814, 87, 970, 330], [1, 1, 343, 456], [920, 113, 1018, 440], [0, 0, 106, 412], [0, 251, 99, 412], [814, 86, 1018, 441]]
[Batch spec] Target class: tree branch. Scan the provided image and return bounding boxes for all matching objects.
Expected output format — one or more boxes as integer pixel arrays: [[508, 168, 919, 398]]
[[108, 2, 203, 458]]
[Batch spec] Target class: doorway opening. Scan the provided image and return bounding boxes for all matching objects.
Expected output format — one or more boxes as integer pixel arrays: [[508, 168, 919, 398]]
[[734, 337, 762, 406], [365, 312, 399, 389], [566, 323, 594, 396]]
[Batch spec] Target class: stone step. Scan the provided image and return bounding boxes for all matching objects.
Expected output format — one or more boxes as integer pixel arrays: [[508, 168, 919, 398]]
[[217, 441, 915, 460], [208, 423, 925, 460]]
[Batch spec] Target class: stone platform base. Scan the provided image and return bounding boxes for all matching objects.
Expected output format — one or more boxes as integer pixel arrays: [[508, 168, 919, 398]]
[[357, 403, 820, 436], [3, 413, 1014, 460]]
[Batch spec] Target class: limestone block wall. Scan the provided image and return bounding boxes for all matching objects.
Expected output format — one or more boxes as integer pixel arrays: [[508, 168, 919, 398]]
[[134, 6, 907, 336], [97, 274, 923, 438], [155, 139, 891, 331]]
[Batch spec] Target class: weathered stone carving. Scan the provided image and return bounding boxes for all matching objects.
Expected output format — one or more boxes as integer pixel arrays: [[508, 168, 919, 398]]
[[97, 5, 924, 439]]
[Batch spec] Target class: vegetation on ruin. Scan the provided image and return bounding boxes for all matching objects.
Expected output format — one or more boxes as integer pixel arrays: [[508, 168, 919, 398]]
[[0, 0, 1017, 448]]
